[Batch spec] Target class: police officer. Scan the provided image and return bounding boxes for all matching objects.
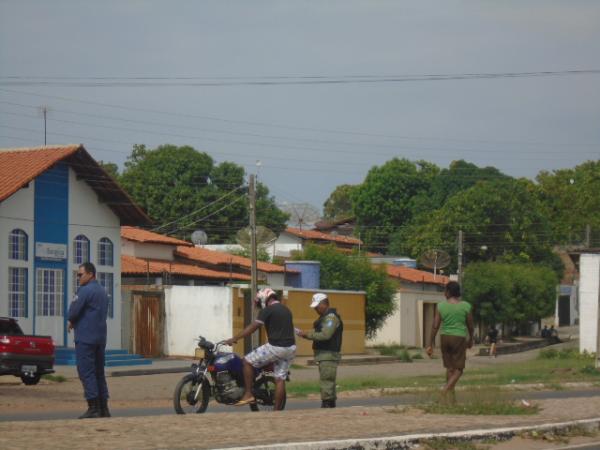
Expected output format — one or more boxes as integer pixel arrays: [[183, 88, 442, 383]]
[[68, 262, 110, 419], [297, 293, 343, 408]]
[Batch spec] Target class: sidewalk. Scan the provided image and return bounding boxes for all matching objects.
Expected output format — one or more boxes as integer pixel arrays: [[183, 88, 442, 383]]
[[1, 396, 600, 449]]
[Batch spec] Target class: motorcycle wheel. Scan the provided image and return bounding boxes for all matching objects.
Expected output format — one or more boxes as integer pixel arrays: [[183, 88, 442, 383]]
[[173, 374, 210, 414], [250, 375, 285, 411]]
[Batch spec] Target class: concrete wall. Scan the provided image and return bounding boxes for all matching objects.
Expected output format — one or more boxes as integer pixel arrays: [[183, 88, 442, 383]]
[[366, 287, 446, 348], [68, 169, 122, 349], [579, 254, 600, 354], [163, 286, 233, 356], [121, 239, 175, 261], [0, 181, 35, 331]]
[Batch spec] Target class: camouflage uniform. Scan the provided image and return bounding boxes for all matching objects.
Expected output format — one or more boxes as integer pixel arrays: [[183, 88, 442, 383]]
[[305, 309, 343, 407]]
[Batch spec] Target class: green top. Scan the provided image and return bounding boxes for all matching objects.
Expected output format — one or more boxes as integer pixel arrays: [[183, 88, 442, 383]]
[[437, 301, 472, 337]]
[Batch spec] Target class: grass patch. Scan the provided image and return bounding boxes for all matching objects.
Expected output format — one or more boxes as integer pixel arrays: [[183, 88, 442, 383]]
[[520, 424, 598, 443], [290, 363, 307, 370], [420, 437, 489, 450], [416, 387, 538, 416], [42, 374, 67, 383]]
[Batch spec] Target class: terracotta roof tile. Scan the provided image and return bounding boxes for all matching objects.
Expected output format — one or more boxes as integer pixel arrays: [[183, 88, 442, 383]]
[[121, 255, 250, 280], [121, 226, 192, 246], [285, 227, 362, 245], [0, 145, 80, 201], [175, 246, 291, 273], [386, 265, 449, 286]]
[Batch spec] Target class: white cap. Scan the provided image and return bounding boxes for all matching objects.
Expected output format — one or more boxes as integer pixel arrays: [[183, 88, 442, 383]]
[[310, 293, 328, 308]]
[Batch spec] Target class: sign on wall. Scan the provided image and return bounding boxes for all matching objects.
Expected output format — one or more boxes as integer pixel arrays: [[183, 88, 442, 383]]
[[36, 242, 67, 260]]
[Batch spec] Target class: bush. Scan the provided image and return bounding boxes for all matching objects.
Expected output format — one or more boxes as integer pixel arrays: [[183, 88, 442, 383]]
[[538, 348, 595, 361], [399, 348, 412, 362]]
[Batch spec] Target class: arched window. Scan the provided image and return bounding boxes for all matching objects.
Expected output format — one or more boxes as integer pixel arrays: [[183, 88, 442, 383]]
[[73, 234, 90, 264], [8, 229, 28, 261], [97, 238, 113, 266]]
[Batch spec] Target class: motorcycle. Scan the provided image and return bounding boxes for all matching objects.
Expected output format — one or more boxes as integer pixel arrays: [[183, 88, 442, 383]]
[[173, 336, 286, 414]]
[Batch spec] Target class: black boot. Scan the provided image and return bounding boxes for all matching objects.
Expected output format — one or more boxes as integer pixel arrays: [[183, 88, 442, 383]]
[[79, 398, 101, 419], [100, 397, 111, 418], [321, 399, 336, 408]]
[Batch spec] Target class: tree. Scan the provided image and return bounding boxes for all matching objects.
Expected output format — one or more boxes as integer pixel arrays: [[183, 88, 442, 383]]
[[536, 161, 600, 246], [297, 244, 396, 337], [118, 144, 288, 242], [352, 158, 438, 253], [322, 184, 357, 221], [98, 160, 120, 180], [463, 262, 558, 334], [393, 178, 563, 276]]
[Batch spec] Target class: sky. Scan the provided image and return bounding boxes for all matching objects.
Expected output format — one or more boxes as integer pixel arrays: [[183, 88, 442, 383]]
[[1, 1, 599, 220]]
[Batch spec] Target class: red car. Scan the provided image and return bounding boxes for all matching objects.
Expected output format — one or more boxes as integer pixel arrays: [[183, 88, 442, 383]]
[[0, 317, 55, 385]]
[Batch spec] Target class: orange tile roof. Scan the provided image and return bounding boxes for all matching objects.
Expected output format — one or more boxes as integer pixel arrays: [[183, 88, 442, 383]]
[[175, 246, 291, 273], [386, 265, 449, 286], [285, 227, 362, 246], [121, 255, 250, 281], [0, 145, 80, 201], [121, 226, 192, 246]]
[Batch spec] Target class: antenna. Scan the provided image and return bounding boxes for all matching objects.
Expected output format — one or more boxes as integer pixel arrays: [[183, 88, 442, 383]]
[[418, 249, 451, 280], [236, 226, 277, 250], [191, 229, 208, 246], [278, 202, 321, 230]]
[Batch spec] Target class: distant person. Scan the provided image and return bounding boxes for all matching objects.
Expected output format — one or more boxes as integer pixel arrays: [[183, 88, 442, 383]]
[[549, 325, 561, 343], [296, 293, 343, 408], [541, 325, 549, 339], [68, 262, 110, 419], [426, 281, 474, 402], [486, 325, 498, 358]]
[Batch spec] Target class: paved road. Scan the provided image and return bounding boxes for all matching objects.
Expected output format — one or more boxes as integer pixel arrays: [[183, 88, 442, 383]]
[[3, 387, 600, 422]]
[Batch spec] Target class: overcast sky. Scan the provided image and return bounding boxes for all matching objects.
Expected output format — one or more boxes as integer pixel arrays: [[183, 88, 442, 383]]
[[1, 1, 599, 217]]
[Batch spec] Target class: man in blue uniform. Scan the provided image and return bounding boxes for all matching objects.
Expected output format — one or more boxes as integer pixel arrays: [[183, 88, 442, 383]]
[[68, 262, 110, 419]]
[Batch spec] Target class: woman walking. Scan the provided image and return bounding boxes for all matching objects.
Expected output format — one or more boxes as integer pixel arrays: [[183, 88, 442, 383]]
[[426, 281, 474, 400]]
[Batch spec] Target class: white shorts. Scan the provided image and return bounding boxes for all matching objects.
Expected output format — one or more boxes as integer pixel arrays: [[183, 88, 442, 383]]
[[245, 343, 296, 380]]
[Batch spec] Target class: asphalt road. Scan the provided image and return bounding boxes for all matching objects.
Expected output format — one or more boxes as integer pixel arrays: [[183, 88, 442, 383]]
[[3, 388, 600, 422]]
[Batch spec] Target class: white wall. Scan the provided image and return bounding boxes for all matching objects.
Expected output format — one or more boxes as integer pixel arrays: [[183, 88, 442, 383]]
[[367, 287, 446, 347], [121, 239, 175, 261], [0, 183, 35, 332], [68, 169, 122, 349], [579, 254, 600, 354], [271, 233, 303, 258], [164, 286, 232, 356]]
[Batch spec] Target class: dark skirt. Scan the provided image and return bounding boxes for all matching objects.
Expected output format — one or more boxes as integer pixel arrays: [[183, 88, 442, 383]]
[[441, 334, 467, 370]]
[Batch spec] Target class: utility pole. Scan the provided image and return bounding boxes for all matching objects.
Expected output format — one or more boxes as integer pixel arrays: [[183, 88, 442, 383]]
[[246, 174, 258, 352], [457, 230, 464, 285], [585, 224, 591, 248], [40, 105, 48, 145]]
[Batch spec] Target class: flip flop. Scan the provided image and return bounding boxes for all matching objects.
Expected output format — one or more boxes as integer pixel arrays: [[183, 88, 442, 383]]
[[233, 397, 256, 406]]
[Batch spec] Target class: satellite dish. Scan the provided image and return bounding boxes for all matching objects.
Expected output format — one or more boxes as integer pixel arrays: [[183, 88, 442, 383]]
[[418, 249, 451, 280], [278, 202, 321, 230], [191, 229, 208, 245], [236, 226, 277, 250]]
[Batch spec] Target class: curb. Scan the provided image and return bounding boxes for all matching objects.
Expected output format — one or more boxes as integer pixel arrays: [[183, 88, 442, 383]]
[[219, 417, 600, 450]]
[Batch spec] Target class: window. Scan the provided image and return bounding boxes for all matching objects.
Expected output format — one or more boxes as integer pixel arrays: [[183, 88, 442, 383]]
[[9, 229, 28, 261], [73, 235, 90, 264], [36, 269, 64, 317], [8, 268, 27, 317], [98, 238, 113, 266], [72, 270, 80, 297], [97, 272, 114, 318]]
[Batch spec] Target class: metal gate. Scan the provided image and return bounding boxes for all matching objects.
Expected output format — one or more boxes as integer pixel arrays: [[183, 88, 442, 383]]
[[133, 294, 162, 357]]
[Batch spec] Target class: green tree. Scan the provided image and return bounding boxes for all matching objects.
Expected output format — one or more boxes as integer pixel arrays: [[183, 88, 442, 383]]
[[394, 178, 562, 275], [297, 244, 396, 336], [98, 160, 120, 180], [352, 158, 438, 253], [119, 144, 288, 242], [463, 262, 558, 333], [536, 161, 600, 246], [322, 184, 357, 221]]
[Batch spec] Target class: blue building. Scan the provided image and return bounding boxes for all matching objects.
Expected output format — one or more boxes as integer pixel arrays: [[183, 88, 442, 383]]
[[0, 145, 150, 348]]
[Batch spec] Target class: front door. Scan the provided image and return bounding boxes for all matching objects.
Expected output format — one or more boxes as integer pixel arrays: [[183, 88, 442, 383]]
[[34, 268, 66, 344], [133, 294, 162, 357]]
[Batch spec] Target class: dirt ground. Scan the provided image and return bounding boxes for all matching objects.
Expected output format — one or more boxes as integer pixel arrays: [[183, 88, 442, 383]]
[[1, 397, 600, 450]]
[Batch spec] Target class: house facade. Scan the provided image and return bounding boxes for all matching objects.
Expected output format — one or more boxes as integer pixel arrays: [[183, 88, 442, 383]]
[[0, 145, 150, 349]]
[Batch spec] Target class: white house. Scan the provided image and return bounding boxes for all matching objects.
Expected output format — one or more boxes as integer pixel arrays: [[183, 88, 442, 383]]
[[0, 145, 150, 349]]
